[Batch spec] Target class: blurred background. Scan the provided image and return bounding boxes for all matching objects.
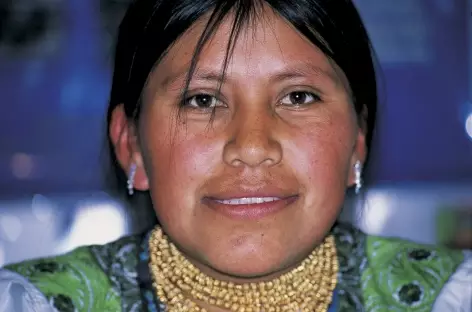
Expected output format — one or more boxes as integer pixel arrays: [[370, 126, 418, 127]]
[[0, 0, 471, 266]]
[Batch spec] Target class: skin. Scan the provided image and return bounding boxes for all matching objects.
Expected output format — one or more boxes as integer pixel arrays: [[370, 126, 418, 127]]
[[110, 6, 366, 309]]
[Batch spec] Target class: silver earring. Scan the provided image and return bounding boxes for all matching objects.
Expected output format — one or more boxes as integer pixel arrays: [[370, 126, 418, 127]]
[[127, 163, 137, 196], [354, 161, 363, 194]]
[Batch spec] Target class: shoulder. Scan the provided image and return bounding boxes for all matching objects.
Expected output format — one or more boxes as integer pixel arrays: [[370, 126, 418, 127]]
[[3, 234, 142, 312], [331, 222, 470, 311], [361, 231, 468, 311]]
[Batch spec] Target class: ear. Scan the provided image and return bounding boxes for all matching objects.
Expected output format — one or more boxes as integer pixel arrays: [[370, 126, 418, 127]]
[[109, 104, 149, 191], [347, 106, 368, 187]]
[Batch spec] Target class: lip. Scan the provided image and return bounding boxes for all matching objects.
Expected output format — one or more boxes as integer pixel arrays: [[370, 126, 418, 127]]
[[202, 194, 299, 220]]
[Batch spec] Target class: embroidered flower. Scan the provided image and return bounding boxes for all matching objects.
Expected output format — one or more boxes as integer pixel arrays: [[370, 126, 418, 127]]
[[407, 249, 434, 261], [50, 294, 76, 312], [33, 261, 64, 274], [395, 281, 424, 306]]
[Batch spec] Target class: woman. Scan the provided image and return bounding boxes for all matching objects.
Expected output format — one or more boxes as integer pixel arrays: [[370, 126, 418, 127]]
[[1, 0, 470, 311]]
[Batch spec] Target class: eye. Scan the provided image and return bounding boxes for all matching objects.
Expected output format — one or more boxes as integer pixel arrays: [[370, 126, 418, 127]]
[[280, 91, 320, 106], [184, 94, 222, 109]]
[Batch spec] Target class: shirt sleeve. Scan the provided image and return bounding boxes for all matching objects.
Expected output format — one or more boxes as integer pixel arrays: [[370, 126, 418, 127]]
[[0, 269, 56, 312], [433, 250, 472, 312]]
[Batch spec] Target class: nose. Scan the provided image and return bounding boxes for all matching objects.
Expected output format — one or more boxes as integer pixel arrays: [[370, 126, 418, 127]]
[[223, 109, 282, 168]]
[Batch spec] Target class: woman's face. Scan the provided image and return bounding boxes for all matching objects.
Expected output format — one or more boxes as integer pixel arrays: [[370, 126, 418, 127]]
[[113, 9, 365, 280]]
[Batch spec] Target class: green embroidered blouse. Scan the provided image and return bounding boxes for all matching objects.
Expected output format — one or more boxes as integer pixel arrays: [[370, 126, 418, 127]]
[[3, 223, 468, 312]]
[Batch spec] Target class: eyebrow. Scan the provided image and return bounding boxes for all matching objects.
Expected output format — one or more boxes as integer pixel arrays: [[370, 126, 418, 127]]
[[159, 67, 228, 89], [158, 61, 340, 89], [270, 63, 340, 85]]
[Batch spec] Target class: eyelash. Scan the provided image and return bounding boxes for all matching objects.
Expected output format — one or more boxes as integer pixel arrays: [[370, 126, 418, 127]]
[[181, 90, 322, 110]]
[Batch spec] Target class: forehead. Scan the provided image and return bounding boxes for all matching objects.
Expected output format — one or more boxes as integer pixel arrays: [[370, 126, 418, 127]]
[[150, 6, 342, 88]]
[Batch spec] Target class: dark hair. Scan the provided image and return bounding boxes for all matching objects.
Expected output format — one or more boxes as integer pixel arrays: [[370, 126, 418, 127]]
[[105, 0, 378, 198]]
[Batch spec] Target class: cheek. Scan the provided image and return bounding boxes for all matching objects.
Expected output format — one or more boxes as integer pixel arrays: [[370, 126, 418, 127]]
[[141, 120, 221, 218], [288, 114, 355, 192]]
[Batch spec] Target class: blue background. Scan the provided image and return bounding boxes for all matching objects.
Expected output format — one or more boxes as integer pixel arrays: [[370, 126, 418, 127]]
[[0, 0, 471, 197]]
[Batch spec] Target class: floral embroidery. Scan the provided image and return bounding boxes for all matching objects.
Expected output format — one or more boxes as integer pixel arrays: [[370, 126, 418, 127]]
[[5, 223, 464, 311]]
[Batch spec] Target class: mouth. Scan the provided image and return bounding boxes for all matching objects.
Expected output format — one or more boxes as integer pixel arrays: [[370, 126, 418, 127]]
[[202, 195, 299, 219]]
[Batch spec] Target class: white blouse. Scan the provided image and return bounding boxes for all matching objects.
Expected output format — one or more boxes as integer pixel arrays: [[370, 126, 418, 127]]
[[0, 251, 471, 312]]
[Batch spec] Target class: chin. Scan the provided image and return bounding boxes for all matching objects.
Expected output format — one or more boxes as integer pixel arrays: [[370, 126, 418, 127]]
[[214, 260, 287, 280], [189, 227, 314, 281]]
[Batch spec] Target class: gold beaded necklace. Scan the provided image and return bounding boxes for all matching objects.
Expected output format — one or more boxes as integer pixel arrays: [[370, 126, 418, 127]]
[[148, 227, 338, 312]]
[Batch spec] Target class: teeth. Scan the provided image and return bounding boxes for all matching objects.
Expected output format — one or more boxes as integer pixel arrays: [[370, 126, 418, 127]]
[[217, 197, 280, 205]]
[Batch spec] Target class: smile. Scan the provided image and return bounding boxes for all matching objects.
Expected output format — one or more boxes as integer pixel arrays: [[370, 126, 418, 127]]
[[215, 197, 281, 205]]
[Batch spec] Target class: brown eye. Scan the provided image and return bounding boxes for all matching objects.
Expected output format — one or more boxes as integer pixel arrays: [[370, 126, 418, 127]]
[[280, 91, 320, 106], [185, 94, 220, 108]]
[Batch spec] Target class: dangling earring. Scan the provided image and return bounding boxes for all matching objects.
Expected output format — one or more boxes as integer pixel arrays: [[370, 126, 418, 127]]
[[127, 163, 137, 196], [354, 161, 363, 194]]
